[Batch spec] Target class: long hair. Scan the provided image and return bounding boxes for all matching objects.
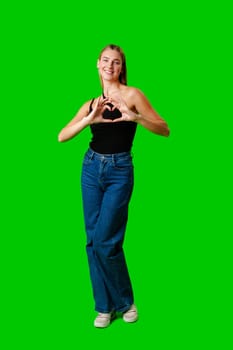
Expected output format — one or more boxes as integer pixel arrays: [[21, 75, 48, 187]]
[[98, 44, 127, 86]]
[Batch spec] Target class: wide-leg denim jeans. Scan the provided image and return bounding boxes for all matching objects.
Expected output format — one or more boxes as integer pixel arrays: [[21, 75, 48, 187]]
[[81, 148, 134, 313]]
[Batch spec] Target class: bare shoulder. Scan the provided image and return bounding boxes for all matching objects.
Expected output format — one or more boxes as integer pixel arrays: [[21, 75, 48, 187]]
[[123, 86, 145, 99], [122, 86, 149, 108]]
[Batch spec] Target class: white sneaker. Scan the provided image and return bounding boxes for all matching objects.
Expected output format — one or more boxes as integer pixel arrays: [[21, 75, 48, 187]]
[[123, 304, 138, 323], [94, 312, 116, 328]]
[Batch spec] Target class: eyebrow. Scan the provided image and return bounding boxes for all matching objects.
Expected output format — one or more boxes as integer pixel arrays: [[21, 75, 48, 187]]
[[102, 56, 121, 62]]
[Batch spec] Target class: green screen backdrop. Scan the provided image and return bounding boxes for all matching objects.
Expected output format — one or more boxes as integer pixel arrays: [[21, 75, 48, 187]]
[[1, 1, 232, 349]]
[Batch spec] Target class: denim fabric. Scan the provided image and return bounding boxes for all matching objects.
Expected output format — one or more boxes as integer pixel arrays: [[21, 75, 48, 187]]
[[81, 148, 134, 313]]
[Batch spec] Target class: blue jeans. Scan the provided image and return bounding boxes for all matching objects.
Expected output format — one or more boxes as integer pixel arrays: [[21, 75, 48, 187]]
[[81, 148, 134, 313]]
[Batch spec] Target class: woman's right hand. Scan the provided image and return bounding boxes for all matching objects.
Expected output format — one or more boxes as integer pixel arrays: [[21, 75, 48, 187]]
[[58, 96, 112, 142], [85, 96, 112, 124]]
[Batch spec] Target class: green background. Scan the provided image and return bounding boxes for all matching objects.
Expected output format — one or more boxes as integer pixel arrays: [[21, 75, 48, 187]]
[[1, 1, 232, 349]]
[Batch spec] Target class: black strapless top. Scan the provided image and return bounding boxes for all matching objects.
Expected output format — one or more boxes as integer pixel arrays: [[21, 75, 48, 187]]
[[88, 96, 137, 154]]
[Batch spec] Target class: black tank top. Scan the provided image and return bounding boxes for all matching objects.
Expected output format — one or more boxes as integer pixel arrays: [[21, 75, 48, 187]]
[[88, 97, 137, 154]]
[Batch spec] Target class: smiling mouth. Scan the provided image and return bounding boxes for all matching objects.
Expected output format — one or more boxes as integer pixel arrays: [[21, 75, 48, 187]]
[[104, 70, 113, 74]]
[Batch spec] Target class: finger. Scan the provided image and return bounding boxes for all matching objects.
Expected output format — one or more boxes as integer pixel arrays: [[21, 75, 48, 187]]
[[100, 98, 109, 107], [98, 96, 108, 105], [102, 105, 111, 111], [112, 104, 120, 111], [112, 117, 124, 123], [95, 96, 102, 108], [100, 97, 107, 106]]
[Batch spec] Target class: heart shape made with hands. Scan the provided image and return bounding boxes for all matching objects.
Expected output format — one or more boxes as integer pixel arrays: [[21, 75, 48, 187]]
[[102, 103, 122, 120], [102, 94, 122, 120]]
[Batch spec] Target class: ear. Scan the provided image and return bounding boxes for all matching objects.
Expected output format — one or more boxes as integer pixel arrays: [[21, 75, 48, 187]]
[[97, 59, 100, 69]]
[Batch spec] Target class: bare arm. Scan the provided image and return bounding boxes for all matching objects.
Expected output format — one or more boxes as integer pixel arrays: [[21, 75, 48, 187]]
[[58, 101, 90, 142], [58, 97, 112, 142], [134, 89, 170, 136], [112, 88, 170, 137]]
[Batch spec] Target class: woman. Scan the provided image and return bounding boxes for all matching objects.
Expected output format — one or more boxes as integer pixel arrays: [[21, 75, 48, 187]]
[[58, 44, 170, 328]]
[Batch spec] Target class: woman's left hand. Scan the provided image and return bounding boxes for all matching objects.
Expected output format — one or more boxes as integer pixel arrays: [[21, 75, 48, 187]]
[[108, 94, 138, 122]]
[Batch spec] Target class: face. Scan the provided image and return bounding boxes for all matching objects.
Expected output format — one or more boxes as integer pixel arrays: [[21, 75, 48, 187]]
[[97, 49, 122, 82]]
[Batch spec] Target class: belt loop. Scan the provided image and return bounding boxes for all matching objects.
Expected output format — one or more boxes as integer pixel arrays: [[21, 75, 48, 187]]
[[112, 154, 115, 166], [90, 150, 94, 160]]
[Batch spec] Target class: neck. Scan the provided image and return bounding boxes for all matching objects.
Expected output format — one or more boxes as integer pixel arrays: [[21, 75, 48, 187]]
[[102, 81, 121, 96]]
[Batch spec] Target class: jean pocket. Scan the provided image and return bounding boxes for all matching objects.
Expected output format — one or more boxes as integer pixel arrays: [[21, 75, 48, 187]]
[[83, 154, 92, 165], [113, 157, 133, 170]]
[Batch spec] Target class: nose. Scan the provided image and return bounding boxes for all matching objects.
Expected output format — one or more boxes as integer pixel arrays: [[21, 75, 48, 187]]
[[107, 61, 113, 68]]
